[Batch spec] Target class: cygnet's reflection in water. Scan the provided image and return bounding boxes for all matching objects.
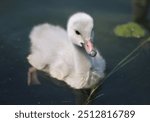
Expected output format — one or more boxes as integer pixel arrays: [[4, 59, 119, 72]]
[[27, 69, 99, 105], [73, 88, 92, 105]]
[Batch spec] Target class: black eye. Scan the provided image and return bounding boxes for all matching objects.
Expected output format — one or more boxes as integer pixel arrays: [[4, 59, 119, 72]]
[[75, 30, 81, 35]]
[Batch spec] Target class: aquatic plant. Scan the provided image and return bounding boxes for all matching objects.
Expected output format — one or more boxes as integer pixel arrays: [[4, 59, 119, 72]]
[[84, 37, 150, 104], [114, 22, 145, 38]]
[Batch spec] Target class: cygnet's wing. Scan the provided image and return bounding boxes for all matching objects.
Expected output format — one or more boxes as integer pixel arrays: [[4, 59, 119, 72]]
[[28, 23, 71, 70]]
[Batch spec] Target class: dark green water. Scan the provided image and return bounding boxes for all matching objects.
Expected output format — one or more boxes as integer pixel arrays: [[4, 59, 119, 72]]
[[0, 0, 150, 104]]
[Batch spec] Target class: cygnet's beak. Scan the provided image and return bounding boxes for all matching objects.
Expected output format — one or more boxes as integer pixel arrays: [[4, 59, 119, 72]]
[[83, 40, 97, 57]]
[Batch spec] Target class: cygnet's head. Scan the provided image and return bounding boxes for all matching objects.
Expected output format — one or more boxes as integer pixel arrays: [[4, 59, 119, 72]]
[[67, 12, 97, 57]]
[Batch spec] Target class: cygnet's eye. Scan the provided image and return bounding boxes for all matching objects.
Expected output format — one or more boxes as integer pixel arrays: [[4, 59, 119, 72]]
[[75, 30, 81, 35]]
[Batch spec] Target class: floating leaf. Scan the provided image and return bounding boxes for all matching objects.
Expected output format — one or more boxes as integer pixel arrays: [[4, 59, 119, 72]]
[[114, 22, 145, 38]]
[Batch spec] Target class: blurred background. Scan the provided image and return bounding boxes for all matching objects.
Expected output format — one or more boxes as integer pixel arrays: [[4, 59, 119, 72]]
[[0, 0, 150, 104]]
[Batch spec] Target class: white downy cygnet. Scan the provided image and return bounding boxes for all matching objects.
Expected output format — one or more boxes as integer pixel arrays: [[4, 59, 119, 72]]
[[27, 12, 106, 89]]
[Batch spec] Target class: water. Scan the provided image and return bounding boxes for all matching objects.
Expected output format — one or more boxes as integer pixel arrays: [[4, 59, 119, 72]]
[[0, 0, 150, 104]]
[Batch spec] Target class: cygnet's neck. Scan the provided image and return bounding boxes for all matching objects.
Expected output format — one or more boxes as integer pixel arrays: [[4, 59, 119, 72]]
[[73, 44, 87, 56], [71, 42, 92, 73]]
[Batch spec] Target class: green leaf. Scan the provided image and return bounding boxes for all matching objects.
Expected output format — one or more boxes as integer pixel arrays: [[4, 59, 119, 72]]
[[114, 22, 145, 38]]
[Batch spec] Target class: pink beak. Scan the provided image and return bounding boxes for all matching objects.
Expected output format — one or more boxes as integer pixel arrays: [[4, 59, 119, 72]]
[[84, 40, 97, 57]]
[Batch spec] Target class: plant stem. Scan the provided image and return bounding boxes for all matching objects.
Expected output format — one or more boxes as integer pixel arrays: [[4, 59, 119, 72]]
[[84, 38, 150, 104]]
